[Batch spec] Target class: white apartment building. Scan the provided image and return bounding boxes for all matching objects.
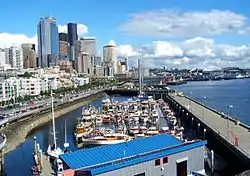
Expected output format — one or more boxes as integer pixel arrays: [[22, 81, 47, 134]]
[[74, 77, 90, 86], [9, 46, 23, 70], [0, 78, 16, 103], [19, 77, 41, 96]]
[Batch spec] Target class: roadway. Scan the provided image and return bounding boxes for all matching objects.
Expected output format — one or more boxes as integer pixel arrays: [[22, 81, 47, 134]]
[[169, 93, 250, 159], [0, 88, 106, 127]]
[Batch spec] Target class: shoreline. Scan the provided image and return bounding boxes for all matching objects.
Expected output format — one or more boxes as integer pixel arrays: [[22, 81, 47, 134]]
[[1, 92, 103, 155]]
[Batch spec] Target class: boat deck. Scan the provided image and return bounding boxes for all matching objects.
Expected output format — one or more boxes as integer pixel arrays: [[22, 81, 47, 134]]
[[40, 155, 55, 176]]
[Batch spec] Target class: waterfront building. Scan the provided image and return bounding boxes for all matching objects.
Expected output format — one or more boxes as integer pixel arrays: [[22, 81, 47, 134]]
[[58, 60, 74, 73], [73, 77, 90, 86], [60, 134, 207, 176], [21, 43, 37, 69], [19, 77, 41, 96], [37, 17, 60, 68], [103, 43, 117, 77], [67, 23, 78, 62], [8, 46, 23, 70], [0, 78, 16, 103]]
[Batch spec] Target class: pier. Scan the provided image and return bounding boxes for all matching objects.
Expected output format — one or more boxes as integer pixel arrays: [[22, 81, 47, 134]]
[[166, 93, 250, 174]]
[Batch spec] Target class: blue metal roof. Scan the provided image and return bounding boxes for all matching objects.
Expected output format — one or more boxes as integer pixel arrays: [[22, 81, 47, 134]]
[[60, 134, 207, 175]]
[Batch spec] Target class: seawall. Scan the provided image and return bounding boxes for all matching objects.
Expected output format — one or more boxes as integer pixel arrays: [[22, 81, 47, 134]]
[[1, 92, 103, 155]]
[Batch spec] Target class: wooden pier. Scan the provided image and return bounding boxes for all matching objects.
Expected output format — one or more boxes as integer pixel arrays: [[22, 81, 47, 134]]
[[168, 93, 250, 161]]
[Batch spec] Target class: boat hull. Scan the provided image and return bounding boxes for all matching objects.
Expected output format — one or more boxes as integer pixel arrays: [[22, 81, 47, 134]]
[[76, 139, 129, 147]]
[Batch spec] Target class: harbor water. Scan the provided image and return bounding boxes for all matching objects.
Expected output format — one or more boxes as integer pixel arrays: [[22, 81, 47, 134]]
[[172, 79, 250, 125], [4, 79, 250, 176], [4, 96, 130, 176]]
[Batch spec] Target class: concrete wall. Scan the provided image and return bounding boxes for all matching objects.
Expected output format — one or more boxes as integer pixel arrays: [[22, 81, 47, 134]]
[[98, 146, 205, 176]]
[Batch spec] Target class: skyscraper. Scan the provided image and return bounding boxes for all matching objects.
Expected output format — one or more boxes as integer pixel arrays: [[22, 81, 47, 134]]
[[103, 43, 117, 76], [37, 17, 60, 68], [9, 46, 23, 70], [67, 23, 78, 62], [21, 43, 37, 68]]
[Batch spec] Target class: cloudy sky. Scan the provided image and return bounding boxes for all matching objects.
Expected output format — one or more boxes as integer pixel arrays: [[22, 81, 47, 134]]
[[0, 0, 249, 70]]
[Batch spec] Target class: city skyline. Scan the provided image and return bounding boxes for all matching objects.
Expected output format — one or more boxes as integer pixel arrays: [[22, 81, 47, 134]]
[[0, 0, 250, 69]]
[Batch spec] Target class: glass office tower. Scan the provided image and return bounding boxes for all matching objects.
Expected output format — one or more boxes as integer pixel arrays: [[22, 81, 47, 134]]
[[37, 17, 59, 68]]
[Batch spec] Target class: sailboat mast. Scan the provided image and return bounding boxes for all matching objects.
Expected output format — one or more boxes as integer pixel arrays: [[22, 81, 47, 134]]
[[138, 58, 142, 94], [51, 89, 57, 149], [141, 49, 144, 93], [64, 120, 67, 144]]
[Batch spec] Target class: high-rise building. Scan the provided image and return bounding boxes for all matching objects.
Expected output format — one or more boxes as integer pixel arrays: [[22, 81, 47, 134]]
[[67, 23, 78, 62], [37, 17, 60, 68], [80, 37, 96, 56], [9, 46, 23, 70], [21, 43, 37, 68], [59, 41, 68, 60], [0, 49, 6, 66], [59, 33, 68, 42], [103, 44, 117, 77]]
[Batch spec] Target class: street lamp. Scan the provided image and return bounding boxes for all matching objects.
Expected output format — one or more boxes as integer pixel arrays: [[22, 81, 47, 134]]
[[201, 96, 207, 120], [226, 105, 233, 139]]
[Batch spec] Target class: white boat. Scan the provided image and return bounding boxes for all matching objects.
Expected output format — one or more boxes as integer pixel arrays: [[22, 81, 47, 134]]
[[145, 126, 159, 136], [82, 133, 133, 145], [152, 109, 159, 118], [95, 115, 103, 125], [133, 112, 140, 121], [82, 114, 93, 127], [130, 126, 140, 134]]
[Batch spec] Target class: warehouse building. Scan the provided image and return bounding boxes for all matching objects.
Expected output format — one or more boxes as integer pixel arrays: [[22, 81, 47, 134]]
[[60, 134, 207, 176]]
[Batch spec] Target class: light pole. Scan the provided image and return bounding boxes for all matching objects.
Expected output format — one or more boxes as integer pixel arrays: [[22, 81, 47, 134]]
[[226, 105, 233, 139], [201, 96, 207, 120]]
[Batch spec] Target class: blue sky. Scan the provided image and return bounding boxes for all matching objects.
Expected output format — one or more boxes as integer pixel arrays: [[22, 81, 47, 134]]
[[0, 0, 249, 46], [1, 0, 250, 69]]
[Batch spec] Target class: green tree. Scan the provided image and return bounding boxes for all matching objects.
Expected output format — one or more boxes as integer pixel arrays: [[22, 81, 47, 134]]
[[16, 96, 23, 102], [24, 95, 30, 101]]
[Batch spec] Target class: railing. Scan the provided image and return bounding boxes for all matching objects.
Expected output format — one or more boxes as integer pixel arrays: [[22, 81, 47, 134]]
[[74, 140, 205, 171]]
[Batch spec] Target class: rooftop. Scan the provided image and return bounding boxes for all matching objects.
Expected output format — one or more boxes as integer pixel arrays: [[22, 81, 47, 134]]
[[60, 134, 207, 175]]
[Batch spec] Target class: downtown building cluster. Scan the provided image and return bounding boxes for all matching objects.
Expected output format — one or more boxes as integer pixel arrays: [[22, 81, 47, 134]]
[[0, 16, 129, 104]]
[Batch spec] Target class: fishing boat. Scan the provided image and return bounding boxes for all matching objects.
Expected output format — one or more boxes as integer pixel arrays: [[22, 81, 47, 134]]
[[145, 126, 159, 136], [95, 115, 103, 125], [82, 133, 133, 145], [102, 114, 111, 124], [75, 123, 93, 137], [81, 109, 93, 127]]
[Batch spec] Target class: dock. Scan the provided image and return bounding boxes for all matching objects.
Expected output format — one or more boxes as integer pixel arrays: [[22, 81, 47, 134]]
[[167, 93, 250, 162], [40, 155, 55, 176]]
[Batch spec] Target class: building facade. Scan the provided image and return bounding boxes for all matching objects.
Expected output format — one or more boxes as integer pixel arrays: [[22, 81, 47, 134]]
[[0, 49, 5, 66], [8, 46, 23, 70], [60, 134, 207, 176], [103, 44, 117, 77], [59, 41, 68, 60], [59, 33, 68, 42], [67, 23, 78, 62], [37, 17, 60, 68], [21, 43, 37, 69]]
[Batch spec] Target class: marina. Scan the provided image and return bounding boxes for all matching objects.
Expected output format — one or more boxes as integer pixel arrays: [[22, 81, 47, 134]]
[[29, 90, 210, 176]]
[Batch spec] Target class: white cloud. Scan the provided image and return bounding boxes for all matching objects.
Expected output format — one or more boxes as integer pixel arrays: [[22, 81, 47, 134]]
[[0, 23, 88, 49], [0, 33, 37, 48], [116, 37, 250, 70], [119, 9, 250, 37]]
